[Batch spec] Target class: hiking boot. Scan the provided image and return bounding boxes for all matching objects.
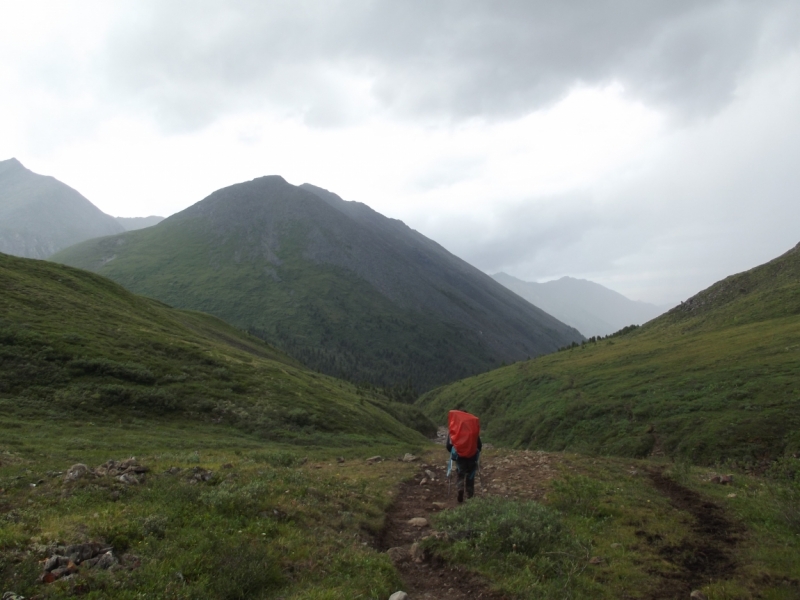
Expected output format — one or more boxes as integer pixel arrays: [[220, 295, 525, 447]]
[[457, 490, 464, 503]]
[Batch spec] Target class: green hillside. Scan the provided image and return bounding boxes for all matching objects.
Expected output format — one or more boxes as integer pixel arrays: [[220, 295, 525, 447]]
[[52, 176, 582, 392], [0, 252, 433, 445], [419, 242, 800, 465]]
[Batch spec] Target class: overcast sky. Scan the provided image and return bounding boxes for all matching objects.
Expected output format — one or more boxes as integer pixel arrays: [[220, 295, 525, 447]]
[[2, 1, 799, 305]]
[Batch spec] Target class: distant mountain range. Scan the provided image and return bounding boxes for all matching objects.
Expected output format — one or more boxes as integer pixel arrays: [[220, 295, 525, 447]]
[[53, 176, 584, 391], [0, 158, 124, 259], [116, 216, 165, 231], [492, 273, 666, 338]]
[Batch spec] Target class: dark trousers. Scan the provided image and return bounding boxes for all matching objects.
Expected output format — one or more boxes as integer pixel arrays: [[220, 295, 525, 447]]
[[456, 457, 478, 498]]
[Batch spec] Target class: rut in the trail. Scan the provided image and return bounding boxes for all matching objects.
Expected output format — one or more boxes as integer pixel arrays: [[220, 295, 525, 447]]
[[643, 469, 743, 600]]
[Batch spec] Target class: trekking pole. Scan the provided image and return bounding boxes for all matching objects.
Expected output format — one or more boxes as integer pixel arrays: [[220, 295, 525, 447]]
[[447, 456, 453, 497]]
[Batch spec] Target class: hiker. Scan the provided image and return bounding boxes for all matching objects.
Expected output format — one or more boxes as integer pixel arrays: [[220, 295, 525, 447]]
[[446, 408, 482, 503]]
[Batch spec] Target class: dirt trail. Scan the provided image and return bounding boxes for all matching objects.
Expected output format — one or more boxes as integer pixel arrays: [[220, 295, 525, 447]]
[[376, 432, 560, 599], [643, 469, 743, 599]]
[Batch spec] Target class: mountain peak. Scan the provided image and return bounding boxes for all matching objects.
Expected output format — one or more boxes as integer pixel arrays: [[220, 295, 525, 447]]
[[0, 157, 25, 175]]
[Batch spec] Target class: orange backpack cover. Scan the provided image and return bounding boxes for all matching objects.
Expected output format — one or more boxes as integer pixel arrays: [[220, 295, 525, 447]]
[[448, 410, 480, 458]]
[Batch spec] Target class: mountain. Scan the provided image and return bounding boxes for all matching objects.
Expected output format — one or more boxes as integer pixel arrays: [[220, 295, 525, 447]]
[[419, 242, 800, 465], [0, 251, 433, 443], [117, 215, 165, 231], [52, 176, 583, 391], [492, 273, 666, 338], [0, 158, 124, 258]]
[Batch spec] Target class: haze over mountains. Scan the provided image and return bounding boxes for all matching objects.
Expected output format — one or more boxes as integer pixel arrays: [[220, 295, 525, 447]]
[[53, 175, 583, 391], [492, 273, 666, 338], [0, 158, 124, 259], [116, 215, 165, 231]]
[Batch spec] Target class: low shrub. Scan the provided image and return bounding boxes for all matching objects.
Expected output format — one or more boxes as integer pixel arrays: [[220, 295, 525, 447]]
[[433, 496, 568, 557]]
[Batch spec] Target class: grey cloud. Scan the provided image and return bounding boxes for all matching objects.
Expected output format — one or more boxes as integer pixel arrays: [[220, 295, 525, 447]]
[[100, 0, 800, 131]]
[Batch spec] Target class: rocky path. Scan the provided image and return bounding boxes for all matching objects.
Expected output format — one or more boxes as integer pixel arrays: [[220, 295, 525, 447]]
[[376, 433, 560, 599]]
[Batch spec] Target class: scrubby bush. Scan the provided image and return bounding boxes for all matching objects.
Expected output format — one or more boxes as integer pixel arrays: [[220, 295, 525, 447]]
[[433, 496, 568, 557]]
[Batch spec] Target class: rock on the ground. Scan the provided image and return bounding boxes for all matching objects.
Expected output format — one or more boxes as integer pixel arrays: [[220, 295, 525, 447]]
[[64, 464, 90, 482], [386, 547, 409, 564], [690, 591, 708, 600], [408, 517, 428, 527], [366, 456, 383, 463], [410, 542, 425, 562], [401, 453, 418, 462], [388, 592, 408, 600], [432, 502, 446, 510]]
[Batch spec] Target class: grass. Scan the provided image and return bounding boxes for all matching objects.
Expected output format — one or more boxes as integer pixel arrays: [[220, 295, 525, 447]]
[[0, 252, 434, 444], [423, 448, 800, 599], [0, 418, 424, 598], [419, 243, 800, 466]]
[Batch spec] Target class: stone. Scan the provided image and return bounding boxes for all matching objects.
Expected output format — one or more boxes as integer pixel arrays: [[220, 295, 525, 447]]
[[419, 478, 428, 485], [432, 502, 446, 510], [386, 547, 409, 563], [720, 474, 734, 485], [64, 464, 90, 482], [690, 591, 708, 600], [409, 542, 425, 562], [610, 543, 622, 549], [402, 453, 419, 462], [588, 556, 604, 565], [167, 467, 182, 475], [425, 469, 436, 479], [95, 551, 118, 570], [2, 593, 26, 600], [727, 493, 737, 498], [366, 456, 383, 463], [388, 593, 409, 600], [408, 517, 428, 527], [336, 457, 345, 463]]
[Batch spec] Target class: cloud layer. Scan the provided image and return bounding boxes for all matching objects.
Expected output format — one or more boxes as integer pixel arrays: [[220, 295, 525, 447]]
[[2, 1, 799, 304]]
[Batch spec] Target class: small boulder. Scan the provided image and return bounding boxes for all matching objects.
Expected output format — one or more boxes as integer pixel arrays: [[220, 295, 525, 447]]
[[401, 454, 418, 463], [64, 464, 90, 482], [366, 455, 383, 464], [432, 502, 446, 510], [336, 457, 345, 464], [386, 546, 409, 564], [419, 478, 428, 486], [408, 517, 428, 528], [389, 593, 409, 600], [409, 542, 425, 562], [690, 591, 708, 600]]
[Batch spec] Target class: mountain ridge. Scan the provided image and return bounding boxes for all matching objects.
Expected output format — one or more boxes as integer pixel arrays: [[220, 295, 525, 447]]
[[0, 158, 124, 258], [492, 272, 666, 338], [53, 175, 583, 391]]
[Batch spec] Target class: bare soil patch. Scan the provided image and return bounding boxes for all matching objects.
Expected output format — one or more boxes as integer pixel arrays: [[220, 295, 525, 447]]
[[643, 469, 743, 599]]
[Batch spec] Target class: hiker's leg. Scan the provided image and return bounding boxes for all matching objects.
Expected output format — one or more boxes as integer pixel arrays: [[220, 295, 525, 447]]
[[466, 461, 476, 498], [456, 461, 467, 502]]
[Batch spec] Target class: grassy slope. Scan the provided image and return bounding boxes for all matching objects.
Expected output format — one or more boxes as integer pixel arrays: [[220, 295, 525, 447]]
[[52, 214, 499, 392], [0, 252, 434, 445], [419, 243, 800, 465]]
